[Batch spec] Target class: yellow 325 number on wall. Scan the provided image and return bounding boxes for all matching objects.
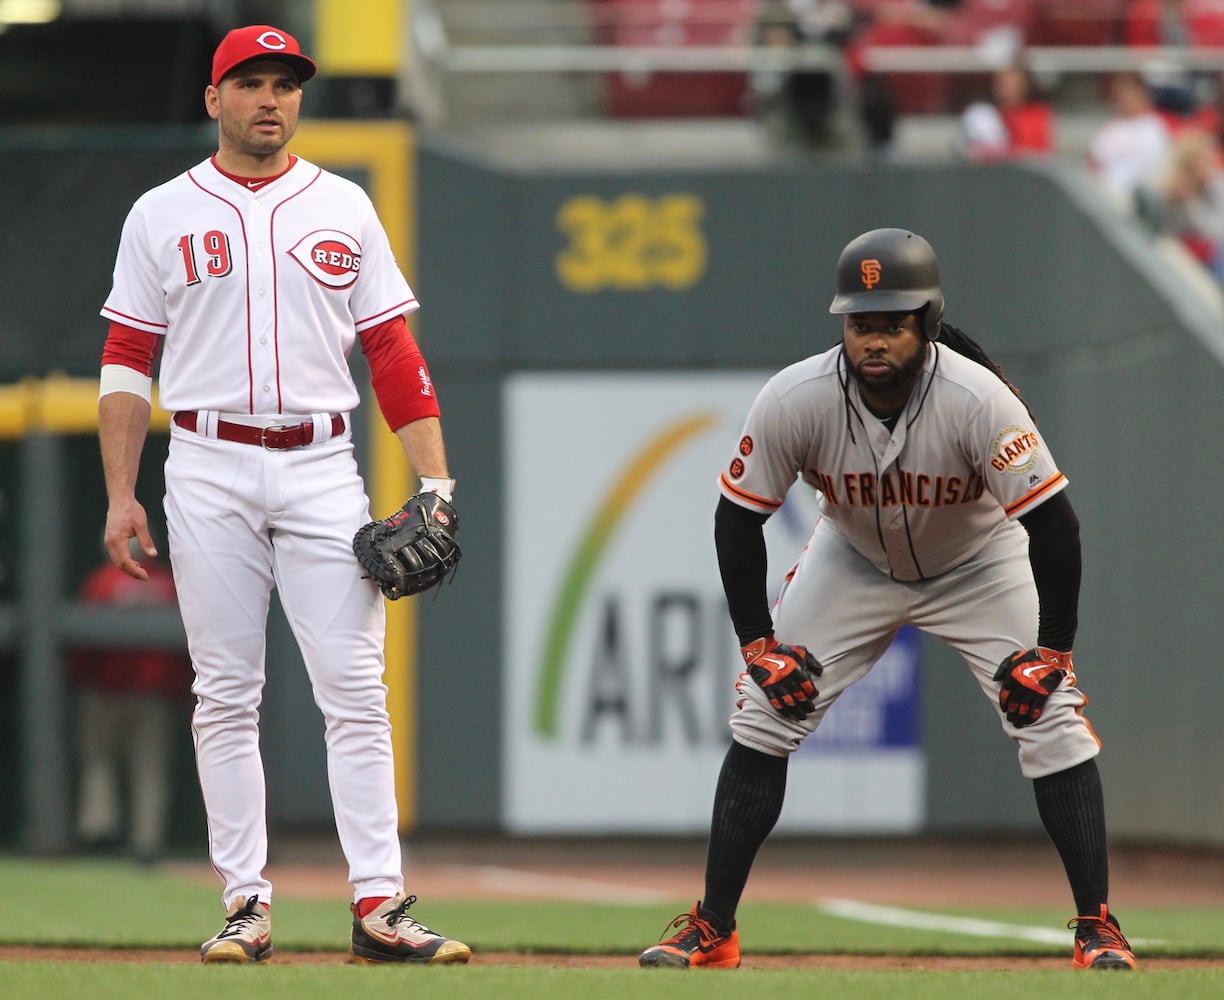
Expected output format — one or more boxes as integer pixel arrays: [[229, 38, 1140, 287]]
[[554, 193, 707, 293]]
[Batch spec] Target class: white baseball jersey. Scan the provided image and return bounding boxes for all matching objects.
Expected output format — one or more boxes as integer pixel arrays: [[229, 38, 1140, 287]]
[[101, 156, 416, 415], [719, 342, 1067, 581]]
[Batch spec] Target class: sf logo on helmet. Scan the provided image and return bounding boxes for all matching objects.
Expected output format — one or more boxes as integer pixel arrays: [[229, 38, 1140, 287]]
[[860, 258, 882, 288]]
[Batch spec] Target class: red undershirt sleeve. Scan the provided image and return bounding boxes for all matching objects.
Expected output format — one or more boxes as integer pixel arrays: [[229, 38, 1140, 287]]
[[357, 315, 442, 430], [101, 321, 159, 375]]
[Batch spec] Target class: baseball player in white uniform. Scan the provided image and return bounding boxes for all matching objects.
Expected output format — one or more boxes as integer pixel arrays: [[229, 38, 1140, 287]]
[[97, 25, 470, 965], [639, 229, 1137, 972]]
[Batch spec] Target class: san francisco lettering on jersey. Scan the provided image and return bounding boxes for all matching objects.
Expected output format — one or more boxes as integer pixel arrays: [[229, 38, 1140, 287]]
[[813, 469, 986, 507]]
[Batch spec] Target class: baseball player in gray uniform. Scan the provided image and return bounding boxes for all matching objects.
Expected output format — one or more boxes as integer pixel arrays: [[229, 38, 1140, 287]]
[[98, 25, 469, 965], [638, 229, 1136, 972]]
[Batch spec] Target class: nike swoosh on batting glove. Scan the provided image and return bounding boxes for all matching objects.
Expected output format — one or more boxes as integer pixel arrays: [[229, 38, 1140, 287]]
[[741, 636, 822, 721], [993, 646, 1074, 728]]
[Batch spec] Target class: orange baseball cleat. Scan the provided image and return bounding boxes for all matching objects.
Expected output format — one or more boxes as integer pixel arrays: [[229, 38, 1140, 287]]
[[1069, 905, 1137, 970], [639, 901, 741, 969]]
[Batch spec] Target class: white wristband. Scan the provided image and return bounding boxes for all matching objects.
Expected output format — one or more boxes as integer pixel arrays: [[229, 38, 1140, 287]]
[[419, 477, 455, 503], [99, 364, 153, 402]]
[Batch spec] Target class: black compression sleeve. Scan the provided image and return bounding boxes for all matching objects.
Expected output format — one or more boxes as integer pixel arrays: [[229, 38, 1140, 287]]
[[1018, 490, 1081, 651], [714, 496, 774, 645]]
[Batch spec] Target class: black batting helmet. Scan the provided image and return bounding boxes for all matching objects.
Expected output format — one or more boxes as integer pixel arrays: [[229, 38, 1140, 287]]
[[829, 228, 944, 339]]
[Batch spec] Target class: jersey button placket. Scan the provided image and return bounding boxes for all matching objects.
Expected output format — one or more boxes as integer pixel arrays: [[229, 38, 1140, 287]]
[[247, 199, 277, 408]]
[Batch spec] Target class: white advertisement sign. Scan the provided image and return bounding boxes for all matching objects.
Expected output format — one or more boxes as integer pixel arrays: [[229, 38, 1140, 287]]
[[503, 373, 924, 833]]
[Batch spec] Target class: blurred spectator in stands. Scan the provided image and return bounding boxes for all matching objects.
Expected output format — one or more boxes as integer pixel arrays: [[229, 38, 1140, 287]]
[[1182, 69, 1224, 150], [1088, 70, 1174, 208], [752, 0, 855, 150], [1127, 0, 1224, 140], [1136, 125, 1224, 280], [844, 1, 1044, 153], [66, 543, 191, 863], [845, 0, 960, 153], [942, 0, 1041, 111], [958, 59, 1054, 159], [1125, 0, 1224, 48], [1125, 1, 1224, 122]]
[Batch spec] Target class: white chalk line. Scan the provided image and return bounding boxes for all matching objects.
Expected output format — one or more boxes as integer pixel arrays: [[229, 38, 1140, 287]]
[[818, 898, 1161, 946], [427, 871, 1161, 948]]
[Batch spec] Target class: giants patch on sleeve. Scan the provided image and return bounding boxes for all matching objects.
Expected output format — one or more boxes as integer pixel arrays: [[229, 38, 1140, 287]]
[[990, 425, 1041, 473]]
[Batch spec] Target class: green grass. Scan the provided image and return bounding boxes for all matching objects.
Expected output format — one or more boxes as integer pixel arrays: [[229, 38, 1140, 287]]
[[1, 965, 1223, 1000], [0, 856, 1221, 998], [2, 857, 1222, 958]]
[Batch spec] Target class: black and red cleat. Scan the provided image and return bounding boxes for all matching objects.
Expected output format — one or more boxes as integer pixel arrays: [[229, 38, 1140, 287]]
[[639, 901, 740, 969]]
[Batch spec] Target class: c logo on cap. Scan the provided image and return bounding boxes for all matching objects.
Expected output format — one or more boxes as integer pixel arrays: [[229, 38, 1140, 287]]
[[256, 30, 288, 51], [860, 259, 881, 289]]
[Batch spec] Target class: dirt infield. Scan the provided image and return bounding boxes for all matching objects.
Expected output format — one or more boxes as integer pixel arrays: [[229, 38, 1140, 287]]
[[5, 835, 1224, 969], [1, 946, 1217, 970]]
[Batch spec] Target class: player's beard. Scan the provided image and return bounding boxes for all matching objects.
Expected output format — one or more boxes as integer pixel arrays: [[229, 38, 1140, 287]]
[[847, 343, 927, 397], [220, 114, 298, 161]]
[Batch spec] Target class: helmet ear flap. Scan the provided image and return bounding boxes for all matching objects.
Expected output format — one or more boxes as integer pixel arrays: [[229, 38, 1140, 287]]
[[922, 293, 944, 339]]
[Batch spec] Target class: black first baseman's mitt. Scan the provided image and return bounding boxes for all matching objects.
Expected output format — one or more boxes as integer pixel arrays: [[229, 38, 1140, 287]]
[[352, 492, 461, 599]]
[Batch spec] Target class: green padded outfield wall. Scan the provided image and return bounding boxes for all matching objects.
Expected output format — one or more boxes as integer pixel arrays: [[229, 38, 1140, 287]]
[[413, 139, 1223, 846], [1, 130, 1219, 845]]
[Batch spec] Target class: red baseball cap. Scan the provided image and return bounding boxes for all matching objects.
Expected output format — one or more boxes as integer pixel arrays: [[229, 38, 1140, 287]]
[[211, 25, 317, 88]]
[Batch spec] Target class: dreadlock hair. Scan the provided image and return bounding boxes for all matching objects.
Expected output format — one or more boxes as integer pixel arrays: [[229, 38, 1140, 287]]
[[933, 321, 1035, 422]]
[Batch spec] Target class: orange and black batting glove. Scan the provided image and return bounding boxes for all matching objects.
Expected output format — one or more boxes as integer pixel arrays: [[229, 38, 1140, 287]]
[[740, 635, 822, 721], [992, 647, 1075, 728]]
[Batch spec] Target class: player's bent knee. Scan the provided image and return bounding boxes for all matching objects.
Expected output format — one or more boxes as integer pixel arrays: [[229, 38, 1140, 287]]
[[1009, 695, 1102, 779], [729, 686, 814, 756]]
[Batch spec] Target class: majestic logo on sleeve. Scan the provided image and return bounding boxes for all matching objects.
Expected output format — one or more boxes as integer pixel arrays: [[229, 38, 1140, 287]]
[[288, 231, 362, 289], [860, 258, 882, 288], [991, 425, 1041, 474]]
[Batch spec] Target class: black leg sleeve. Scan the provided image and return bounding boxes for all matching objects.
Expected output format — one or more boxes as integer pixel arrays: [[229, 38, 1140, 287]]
[[1033, 758, 1110, 916], [702, 740, 789, 926]]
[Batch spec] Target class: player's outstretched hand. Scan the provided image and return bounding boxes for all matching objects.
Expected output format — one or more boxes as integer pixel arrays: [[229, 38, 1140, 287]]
[[741, 636, 822, 721], [993, 647, 1074, 728]]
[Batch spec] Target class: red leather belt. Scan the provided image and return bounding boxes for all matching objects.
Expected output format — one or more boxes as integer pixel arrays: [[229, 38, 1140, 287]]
[[173, 411, 345, 450]]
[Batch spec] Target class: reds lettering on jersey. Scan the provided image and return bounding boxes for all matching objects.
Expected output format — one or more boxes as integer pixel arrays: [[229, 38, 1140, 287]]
[[719, 343, 1068, 581], [101, 157, 416, 415]]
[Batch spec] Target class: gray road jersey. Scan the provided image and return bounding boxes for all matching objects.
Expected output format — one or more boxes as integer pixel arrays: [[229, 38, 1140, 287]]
[[718, 342, 1068, 581]]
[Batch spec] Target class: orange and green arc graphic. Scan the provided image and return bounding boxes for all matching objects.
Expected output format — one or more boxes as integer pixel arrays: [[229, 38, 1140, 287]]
[[533, 412, 720, 738]]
